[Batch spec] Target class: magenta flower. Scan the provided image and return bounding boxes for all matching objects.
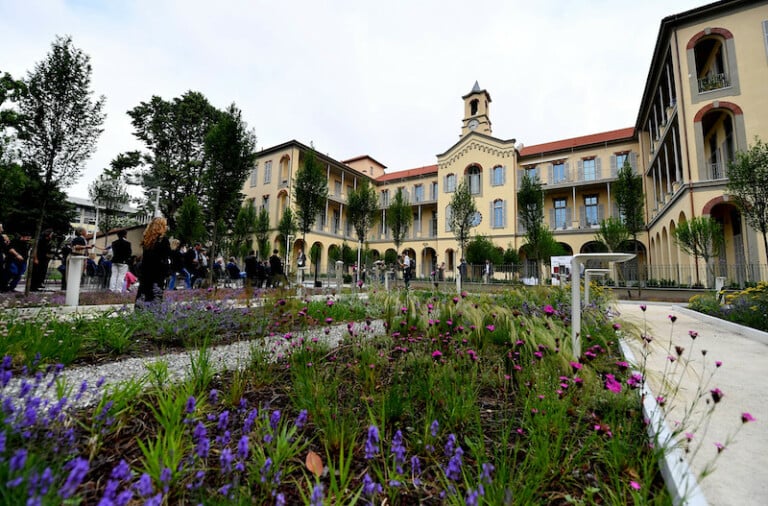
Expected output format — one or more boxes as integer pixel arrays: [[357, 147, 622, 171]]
[[569, 361, 582, 372], [326, 299, 334, 307], [612, 323, 621, 330], [741, 412, 756, 423], [668, 314, 677, 323], [486, 324, 495, 332], [714, 442, 725, 453], [710, 388, 724, 403], [431, 350, 443, 359], [630, 481, 641, 490], [715, 360, 723, 368], [640, 304, 647, 311], [543, 305, 555, 316], [688, 330, 698, 339], [604, 374, 622, 393]]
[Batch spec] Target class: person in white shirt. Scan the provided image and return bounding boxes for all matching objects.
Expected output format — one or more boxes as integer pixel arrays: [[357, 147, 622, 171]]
[[402, 251, 412, 289]]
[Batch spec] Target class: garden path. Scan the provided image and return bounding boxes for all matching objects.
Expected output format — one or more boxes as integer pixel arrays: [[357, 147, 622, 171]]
[[616, 301, 768, 506]]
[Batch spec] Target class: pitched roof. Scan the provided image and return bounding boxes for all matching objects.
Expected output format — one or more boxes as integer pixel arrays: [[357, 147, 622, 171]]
[[375, 164, 438, 183], [519, 127, 635, 157], [341, 154, 387, 169]]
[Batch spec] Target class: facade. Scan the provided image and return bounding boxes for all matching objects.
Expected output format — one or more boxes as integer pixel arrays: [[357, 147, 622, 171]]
[[242, 0, 768, 286]]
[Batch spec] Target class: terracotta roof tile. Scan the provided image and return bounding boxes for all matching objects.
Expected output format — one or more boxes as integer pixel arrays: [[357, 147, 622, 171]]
[[375, 164, 438, 182], [519, 127, 635, 157]]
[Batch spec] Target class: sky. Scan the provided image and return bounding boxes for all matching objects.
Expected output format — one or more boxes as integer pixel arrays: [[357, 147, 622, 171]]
[[1, 0, 708, 200]]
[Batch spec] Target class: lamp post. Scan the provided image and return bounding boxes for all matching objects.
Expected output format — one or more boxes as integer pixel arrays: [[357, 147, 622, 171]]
[[286, 234, 294, 271]]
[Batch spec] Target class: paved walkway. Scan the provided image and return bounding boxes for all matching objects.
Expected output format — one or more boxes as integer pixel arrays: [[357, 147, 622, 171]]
[[615, 301, 768, 506]]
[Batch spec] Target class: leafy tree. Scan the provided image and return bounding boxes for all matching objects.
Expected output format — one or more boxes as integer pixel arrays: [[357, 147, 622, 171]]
[[118, 91, 221, 230], [517, 172, 548, 284], [175, 195, 206, 246], [89, 173, 130, 246], [202, 103, 256, 267], [0, 70, 28, 221], [594, 217, 629, 253], [503, 246, 520, 266], [613, 159, 645, 284], [672, 216, 724, 286], [254, 206, 271, 259], [18, 36, 106, 293], [293, 147, 328, 259], [448, 181, 478, 260], [277, 207, 298, 258], [346, 179, 379, 282], [386, 188, 412, 253], [232, 199, 258, 261], [466, 235, 502, 265], [727, 138, 768, 259]]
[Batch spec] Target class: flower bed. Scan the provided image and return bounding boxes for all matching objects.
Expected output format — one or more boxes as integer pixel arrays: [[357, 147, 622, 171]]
[[0, 288, 671, 504]]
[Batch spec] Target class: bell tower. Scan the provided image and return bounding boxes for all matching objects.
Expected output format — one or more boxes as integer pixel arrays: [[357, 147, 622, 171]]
[[461, 81, 492, 137]]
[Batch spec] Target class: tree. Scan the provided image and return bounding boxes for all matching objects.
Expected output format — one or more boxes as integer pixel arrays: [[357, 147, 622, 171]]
[[254, 206, 271, 259], [202, 103, 256, 270], [277, 207, 297, 257], [466, 235, 502, 265], [346, 179, 379, 283], [448, 181, 478, 260], [0, 70, 28, 224], [386, 188, 412, 253], [613, 159, 645, 285], [517, 172, 547, 284], [118, 91, 221, 230], [727, 138, 768, 260], [175, 195, 206, 246], [18, 36, 106, 294], [232, 199, 258, 261], [594, 217, 629, 253], [89, 173, 130, 246], [293, 147, 328, 258], [672, 216, 724, 287]]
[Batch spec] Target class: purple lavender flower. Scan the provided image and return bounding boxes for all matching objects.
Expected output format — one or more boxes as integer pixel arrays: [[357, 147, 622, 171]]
[[430, 419, 439, 437], [209, 389, 219, 404], [391, 430, 406, 472], [365, 425, 380, 459], [444, 447, 464, 481], [10, 448, 27, 472], [111, 460, 132, 481], [270, 410, 281, 431], [466, 488, 479, 506], [276, 493, 286, 506], [220, 448, 234, 474], [185, 396, 196, 414], [444, 433, 457, 457], [260, 458, 272, 483], [243, 408, 258, 433], [310, 483, 324, 505], [237, 436, 250, 460], [363, 473, 383, 496], [295, 409, 308, 429], [58, 457, 89, 499], [217, 410, 230, 431], [481, 462, 495, 484], [134, 473, 154, 498], [411, 456, 422, 486]]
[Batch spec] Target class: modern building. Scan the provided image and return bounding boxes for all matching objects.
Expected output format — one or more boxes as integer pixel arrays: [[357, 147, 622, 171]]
[[241, 0, 768, 287]]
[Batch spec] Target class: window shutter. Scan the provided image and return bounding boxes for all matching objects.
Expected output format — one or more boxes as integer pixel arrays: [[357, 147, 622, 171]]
[[549, 208, 555, 228], [629, 152, 638, 172], [566, 207, 572, 227], [517, 169, 524, 186], [598, 204, 605, 222], [610, 155, 617, 174], [502, 165, 507, 185], [577, 160, 584, 180], [564, 162, 570, 182], [443, 175, 447, 193], [764, 20, 768, 57], [595, 157, 602, 179], [579, 205, 586, 228]]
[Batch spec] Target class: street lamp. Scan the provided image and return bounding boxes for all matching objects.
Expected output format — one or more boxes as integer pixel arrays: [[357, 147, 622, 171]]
[[286, 234, 294, 269]]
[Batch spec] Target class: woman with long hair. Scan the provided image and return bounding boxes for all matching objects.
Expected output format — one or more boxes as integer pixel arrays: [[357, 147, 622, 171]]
[[135, 217, 171, 306]]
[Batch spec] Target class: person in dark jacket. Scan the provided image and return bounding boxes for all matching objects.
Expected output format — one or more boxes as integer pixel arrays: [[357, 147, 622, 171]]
[[109, 229, 132, 292], [31, 228, 54, 291], [135, 217, 171, 306]]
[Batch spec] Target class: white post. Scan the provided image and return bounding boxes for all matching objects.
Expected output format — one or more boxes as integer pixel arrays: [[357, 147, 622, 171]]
[[584, 268, 610, 305], [456, 271, 461, 294], [65, 256, 85, 307]]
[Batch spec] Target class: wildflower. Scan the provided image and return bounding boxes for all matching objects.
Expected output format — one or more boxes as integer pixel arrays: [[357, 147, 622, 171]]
[[260, 458, 272, 483], [391, 430, 406, 471], [362, 473, 383, 496], [616, 360, 629, 370], [444, 433, 457, 456], [543, 305, 555, 316], [688, 330, 698, 339], [295, 409, 308, 429], [365, 425, 380, 459], [710, 388, 724, 403], [237, 436, 250, 460], [58, 458, 89, 499], [640, 304, 647, 311], [481, 462, 495, 484], [685, 432, 694, 441], [630, 481, 641, 490], [411, 456, 422, 486], [276, 493, 286, 506], [466, 488, 480, 506], [612, 323, 621, 330], [715, 360, 723, 367], [453, 297, 459, 304], [604, 374, 622, 393], [486, 324, 495, 332], [432, 350, 443, 359], [184, 396, 196, 414], [569, 361, 582, 372], [445, 447, 464, 480], [209, 389, 219, 404], [675, 345, 685, 356], [9, 448, 27, 472], [220, 448, 234, 473], [326, 299, 334, 307], [430, 419, 439, 437], [310, 483, 324, 506], [742, 412, 756, 423], [714, 442, 725, 453], [668, 314, 677, 323]]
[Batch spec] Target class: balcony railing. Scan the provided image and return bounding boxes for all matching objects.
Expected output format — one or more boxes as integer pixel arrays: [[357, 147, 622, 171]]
[[698, 73, 730, 93], [710, 162, 727, 180]]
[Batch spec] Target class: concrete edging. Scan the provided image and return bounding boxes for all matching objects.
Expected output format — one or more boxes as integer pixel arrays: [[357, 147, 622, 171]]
[[619, 339, 708, 506], [673, 305, 768, 346]]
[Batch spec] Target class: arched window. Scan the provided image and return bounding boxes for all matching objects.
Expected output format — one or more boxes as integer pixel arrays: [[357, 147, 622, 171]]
[[686, 28, 739, 100], [444, 173, 456, 193], [466, 165, 482, 195], [492, 199, 506, 228], [445, 205, 453, 232], [492, 165, 505, 186]]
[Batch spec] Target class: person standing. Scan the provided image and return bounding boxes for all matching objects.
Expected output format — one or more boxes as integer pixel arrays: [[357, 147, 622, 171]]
[[135, 217, 171, 306], [458, 258, 468, 289], [30, 229, 54, 291], [402, 250, 412, 290], [109, 229, 132, 292], [269, 249, 286, 287], [483, 259, 493, 284], [2, 232, 31, 292]]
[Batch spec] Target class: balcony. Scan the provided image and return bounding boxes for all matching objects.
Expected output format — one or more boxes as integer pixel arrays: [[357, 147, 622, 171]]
[[278, 179, 289, 189], [710, 162, 728, 180], [698, 73, 730, 94]]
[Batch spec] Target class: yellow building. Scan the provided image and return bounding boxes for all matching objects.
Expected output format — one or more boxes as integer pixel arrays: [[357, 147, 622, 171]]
[[242, 0, 768, 287]]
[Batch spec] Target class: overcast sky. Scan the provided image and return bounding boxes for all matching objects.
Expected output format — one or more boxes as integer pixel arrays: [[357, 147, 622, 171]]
[[1, 0, 707, 199]]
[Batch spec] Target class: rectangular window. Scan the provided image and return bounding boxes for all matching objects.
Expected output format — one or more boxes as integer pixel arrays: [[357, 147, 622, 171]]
[[250, 164, 259, 187], [430, 182, 438, 200], [582, 159, 596, 181], [413, 212, 421, 233], [262, 195, 270, 212], [553, 162, 566, 184], [381, 189, 389, 207], [554, 198, 567, 229], [264, 161, 272, 184], [469, 172, 481, 195], [615, 153, 628, 170], [492, 166, 505, 186], [584, 195, 598, 227], [493, 200, 504, 228], [334, 181, 342, 197], [445, 174, 456, 193], [525, 166, 539, 181], [414, 184, 424, 203], [333, 209, 340, 234]]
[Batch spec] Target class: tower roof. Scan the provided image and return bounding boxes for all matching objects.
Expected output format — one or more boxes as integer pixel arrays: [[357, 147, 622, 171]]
[[462, 81, 492, 101]]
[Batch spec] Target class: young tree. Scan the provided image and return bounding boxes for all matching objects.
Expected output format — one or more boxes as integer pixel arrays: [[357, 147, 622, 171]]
[[277, 207, 297, 257], [202, 103, 257, 269], [255, 206, 271, 259], [448, 181, 478, 260], [293, 147, 328, 250], [346, 179, 379, 283], [19, 36, 106, 294], [594, 217, 629, 253], [727, 138, 768, 259], [672, 216, 724, 287], [89, 173, 130, 246], [466, 235, 502, 265], [517, 172, 547, 284], [386, 188, 412, 253], [175, 195, 206, 247], [613, 159, 645, 285], [0, 70, 28, 224], [232, 199, 258, 261]]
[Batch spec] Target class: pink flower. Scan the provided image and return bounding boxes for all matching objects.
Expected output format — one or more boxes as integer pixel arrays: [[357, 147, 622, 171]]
[[710, 388, 724, 403], [604, 374, 622, 393], [640, 304, 647, 312], [688, 330, 698, 339], [685, 432, 694, 441], [741, 412, 756, 423], [612, 323, 621, 330], [326, 299, 334, 307], [668, 314, 677, 323], [569, 361, 582, 372], [543, 305, 555, 316], [715, 360, 723, 368], [486, 324, 495, 332], [714, 442, 725, 453], [630, 481, 641, 490], [431, 350, 443, 359]]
